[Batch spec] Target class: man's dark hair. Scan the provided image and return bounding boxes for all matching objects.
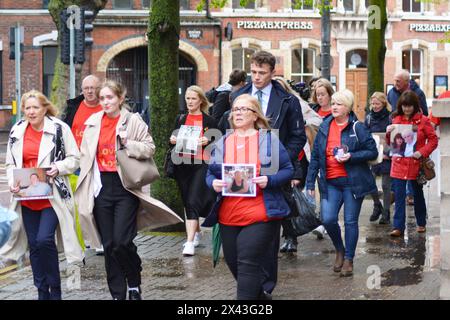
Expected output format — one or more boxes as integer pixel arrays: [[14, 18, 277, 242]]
[[251, 51, 276, 71], [308, 76, 323, 87], [393, 90, 421, 117], [229, 69, 247, 86]]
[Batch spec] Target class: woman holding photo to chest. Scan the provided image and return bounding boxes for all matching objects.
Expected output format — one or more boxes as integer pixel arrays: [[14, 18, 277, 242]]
[[203, 94, 293, 300]]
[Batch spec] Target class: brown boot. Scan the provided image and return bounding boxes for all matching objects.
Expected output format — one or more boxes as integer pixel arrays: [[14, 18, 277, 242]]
[[340, 259, 353, 277], [333, 250, 345, 273]]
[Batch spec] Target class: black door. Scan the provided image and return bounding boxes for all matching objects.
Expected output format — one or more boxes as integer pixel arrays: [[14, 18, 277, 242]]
[[106, 47, 197, 121]]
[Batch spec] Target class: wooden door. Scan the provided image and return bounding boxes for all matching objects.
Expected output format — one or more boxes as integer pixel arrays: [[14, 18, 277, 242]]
[[346, 69, 368, 121]]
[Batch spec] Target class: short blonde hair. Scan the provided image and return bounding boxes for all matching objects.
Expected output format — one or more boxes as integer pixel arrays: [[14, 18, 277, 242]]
[[186, 85, 210, 114], [370, 91, 392, 112], [312, 78, 334, 105], [230, 94, 271, 130], [331, 89, 354, 113], [21, 90, 58, 117]]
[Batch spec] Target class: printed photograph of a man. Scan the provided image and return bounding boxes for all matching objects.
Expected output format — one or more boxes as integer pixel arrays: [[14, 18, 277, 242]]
[[13, 168, 53, 200]]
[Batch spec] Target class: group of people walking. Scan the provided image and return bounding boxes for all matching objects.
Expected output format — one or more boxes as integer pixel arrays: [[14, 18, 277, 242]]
[[0, 49, 440, 301]]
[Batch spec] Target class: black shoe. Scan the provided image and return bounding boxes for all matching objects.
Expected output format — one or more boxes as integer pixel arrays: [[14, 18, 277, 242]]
[[379, 209, 390, 225], [286, 240, 297, 253], [128, 289, 142, 300], [280, 239, 291, 253], [38, 289, 50, 300], [259, 290, 272, 300], [369, 203, 383, 222]]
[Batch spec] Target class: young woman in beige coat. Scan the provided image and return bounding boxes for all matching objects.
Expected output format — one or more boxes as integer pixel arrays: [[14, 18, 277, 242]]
[[75, 80, 181, 300], [0, 90, 84, 300]]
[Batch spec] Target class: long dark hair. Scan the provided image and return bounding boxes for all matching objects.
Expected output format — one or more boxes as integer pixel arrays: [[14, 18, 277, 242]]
[[392, 91, 421, 118], [391, 133, 406, 152]]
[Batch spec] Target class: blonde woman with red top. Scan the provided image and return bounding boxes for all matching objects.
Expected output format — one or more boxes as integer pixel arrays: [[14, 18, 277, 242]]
[[204, 94, 294, 300], [1, 90, 83, 300], [170, 85, 218, 256]]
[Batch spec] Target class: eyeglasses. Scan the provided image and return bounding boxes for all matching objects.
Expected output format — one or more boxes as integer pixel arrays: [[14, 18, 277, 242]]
[[231, 107, 256, 113]]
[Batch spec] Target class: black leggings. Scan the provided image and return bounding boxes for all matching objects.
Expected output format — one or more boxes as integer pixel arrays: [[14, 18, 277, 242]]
[[220, 220, 281, 300]]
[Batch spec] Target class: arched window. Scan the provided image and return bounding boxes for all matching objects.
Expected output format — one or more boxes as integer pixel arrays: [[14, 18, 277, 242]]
[[232, 47, 257, 74], [291, 47, 315, 84], [402, 49, 422, 84], [346, 49, 367, 68]]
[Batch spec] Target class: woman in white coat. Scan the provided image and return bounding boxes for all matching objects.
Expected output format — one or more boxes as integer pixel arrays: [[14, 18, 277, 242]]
[[0, 90, 84, 300], [75, 80, 182, 300]]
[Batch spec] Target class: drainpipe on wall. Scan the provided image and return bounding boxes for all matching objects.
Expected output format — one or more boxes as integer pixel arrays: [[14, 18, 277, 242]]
[[205, 0, 222, 86]]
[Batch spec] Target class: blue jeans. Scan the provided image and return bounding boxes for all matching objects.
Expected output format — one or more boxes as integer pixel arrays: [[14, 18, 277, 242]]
[[406, 181, 413, 198], [321, 177, 363, 261], [21, 206, 61, 300], [392, 178, 427, 232]]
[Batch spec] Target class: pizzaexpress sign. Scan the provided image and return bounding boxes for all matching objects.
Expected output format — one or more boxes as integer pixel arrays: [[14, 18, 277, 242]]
[[237, 20, 313, 30]]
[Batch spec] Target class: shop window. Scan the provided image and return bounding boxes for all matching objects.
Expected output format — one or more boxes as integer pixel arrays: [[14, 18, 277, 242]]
[[232, 47, 257, 74], [346, 49, 367, 68], [43, 0, 50, 8], [344, 0, 354, 11], [402, 49, 422, 84], [402, 0, 422, 12], [232, 0, 256, 9], [113, 0, 133, 9], [180, 0, 190, 10], [291, 47, 315, 84], [291, 0, 313, 10], [43, 47, 57, 97]]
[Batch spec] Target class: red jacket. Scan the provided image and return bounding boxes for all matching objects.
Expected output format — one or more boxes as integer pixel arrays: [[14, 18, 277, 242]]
[[387, 113, 438, 180]]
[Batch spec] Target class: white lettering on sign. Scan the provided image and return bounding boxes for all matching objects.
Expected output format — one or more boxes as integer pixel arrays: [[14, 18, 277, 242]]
[[236, 20, 313, 30], [410, 23, 450, 32]]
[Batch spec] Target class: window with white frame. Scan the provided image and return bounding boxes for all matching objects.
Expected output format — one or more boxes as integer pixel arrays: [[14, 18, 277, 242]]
[[142, 0, 150, 8], [291, 0, 313, 10], [43, 46, 57, 98], [232, 0, 256, 9], [344, 0, 354, 11], [402, 49, 422, 84], [180, 0, 190, 10], [113, 0, 132, 9], [402, 0, 422, 13], [291, 47, 316, 84], [43, 0, 50, 8], [232, 47, 257, 74]]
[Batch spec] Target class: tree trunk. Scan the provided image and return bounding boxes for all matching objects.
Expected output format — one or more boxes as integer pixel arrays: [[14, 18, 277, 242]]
[[367, 1, 387, 105], [48, 0, 106, 110], [149, 0, 185, 226]]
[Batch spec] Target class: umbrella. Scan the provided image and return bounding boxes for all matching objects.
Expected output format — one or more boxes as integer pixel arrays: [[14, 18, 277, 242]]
[[212, 223, 222, 268]]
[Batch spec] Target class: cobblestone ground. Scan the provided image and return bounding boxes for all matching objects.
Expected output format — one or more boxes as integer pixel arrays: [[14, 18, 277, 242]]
[[0, 136, 441, 300]]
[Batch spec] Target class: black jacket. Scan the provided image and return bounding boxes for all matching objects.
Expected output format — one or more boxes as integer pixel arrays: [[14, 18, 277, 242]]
[[387, 80, 428, 116], [211, 90, 231, 121], [61, 94, 84, 127], [230, 80, 306, 163]]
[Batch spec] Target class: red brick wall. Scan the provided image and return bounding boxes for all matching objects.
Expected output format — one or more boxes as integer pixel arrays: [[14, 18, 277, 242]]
[[1, 0, 44, 9]]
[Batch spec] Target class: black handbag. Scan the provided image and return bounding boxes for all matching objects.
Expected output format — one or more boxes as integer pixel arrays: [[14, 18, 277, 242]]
[[290, 187, 321, 236], [163, 147, 176, 179]]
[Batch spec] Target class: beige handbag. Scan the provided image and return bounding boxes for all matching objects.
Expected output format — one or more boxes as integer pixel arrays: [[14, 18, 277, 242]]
[[116, 115, 160, 189]]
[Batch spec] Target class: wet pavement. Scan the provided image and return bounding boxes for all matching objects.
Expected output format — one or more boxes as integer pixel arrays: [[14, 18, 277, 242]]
[[0, 131, 441, 299]]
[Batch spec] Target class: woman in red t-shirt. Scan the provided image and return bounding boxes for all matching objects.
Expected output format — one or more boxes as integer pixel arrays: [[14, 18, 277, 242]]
[[311, 78, 335, 119], [4, 90, 83, 300], [169, 86, 218, 257], [205, 94, 294, 300]]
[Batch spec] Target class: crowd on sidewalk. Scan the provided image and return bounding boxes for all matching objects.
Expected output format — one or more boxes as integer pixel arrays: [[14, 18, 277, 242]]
[[0, 50, 443, 301]]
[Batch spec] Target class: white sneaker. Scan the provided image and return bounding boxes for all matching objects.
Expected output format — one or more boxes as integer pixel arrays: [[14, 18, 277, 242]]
[[193, 232, 202, 247], [95, 246, 104, 255], [182, 242, 195, 256], [312, 225, 325, 240]]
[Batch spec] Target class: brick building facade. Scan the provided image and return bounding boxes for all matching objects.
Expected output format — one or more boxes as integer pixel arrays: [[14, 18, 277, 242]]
[[1, 0, 450, 128]]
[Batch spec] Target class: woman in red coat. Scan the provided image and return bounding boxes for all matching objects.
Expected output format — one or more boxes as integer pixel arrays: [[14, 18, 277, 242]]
[[386, 91, 438, 237]]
